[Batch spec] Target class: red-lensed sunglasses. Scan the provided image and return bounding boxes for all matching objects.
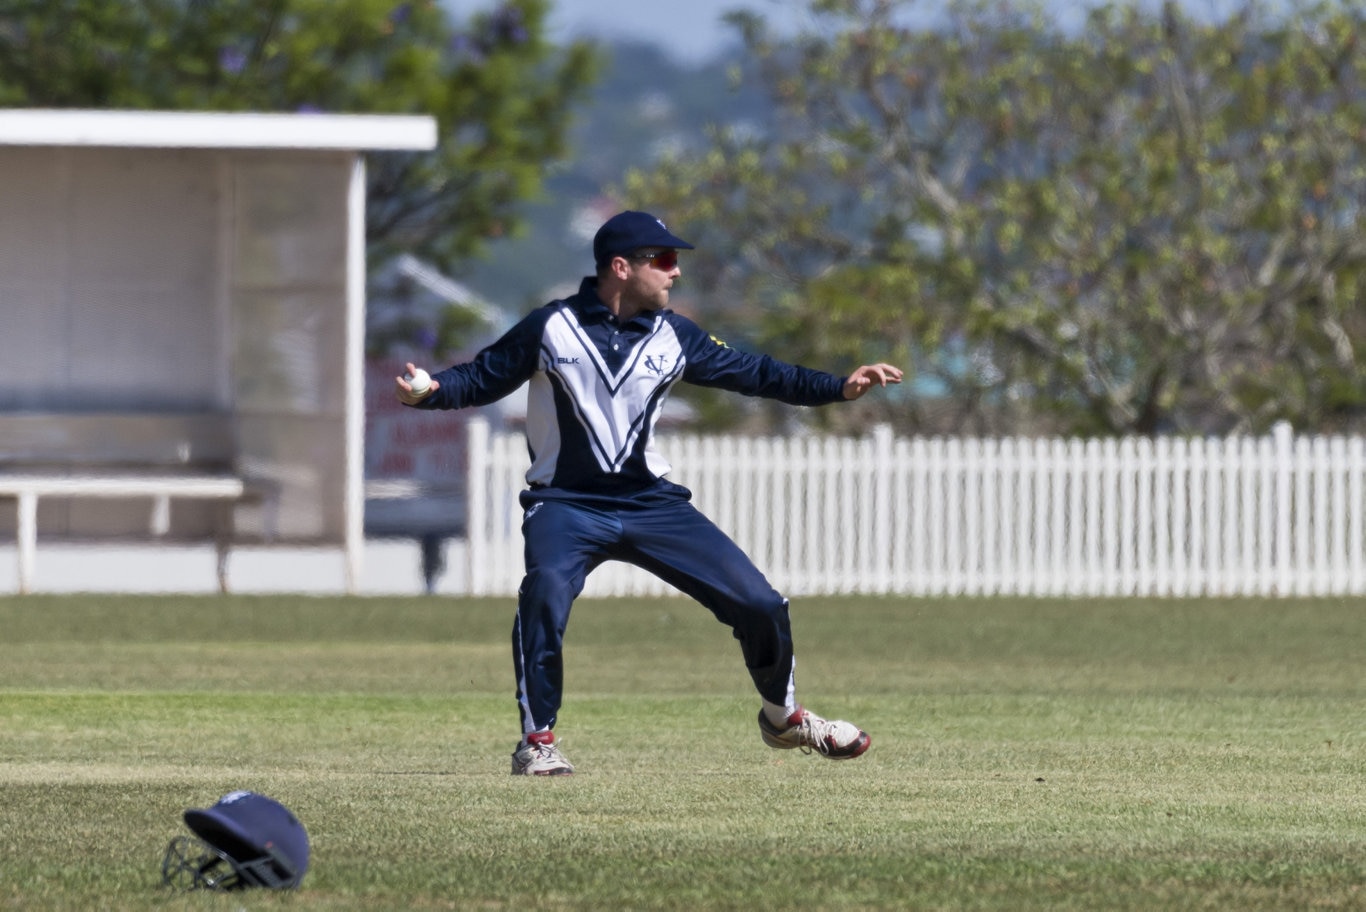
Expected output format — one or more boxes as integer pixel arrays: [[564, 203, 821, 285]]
[[627, 249, 679, 271]]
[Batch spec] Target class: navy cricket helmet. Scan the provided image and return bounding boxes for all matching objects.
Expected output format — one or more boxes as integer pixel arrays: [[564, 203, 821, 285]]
[[161, 790, 310, 891]]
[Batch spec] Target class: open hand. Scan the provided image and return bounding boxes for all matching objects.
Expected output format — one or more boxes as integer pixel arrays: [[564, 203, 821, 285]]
[[843, 363, 904, 400]]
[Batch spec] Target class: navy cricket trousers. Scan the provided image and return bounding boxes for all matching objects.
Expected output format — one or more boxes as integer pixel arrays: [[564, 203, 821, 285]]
[[512, 491, 794, 734]]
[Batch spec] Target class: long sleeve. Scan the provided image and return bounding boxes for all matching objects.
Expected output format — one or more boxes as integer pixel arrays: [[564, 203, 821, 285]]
[[672, 316, 846, 406], [409, 308, 551, 411]]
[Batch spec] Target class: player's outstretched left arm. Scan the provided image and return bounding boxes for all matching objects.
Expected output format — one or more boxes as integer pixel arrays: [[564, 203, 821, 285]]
[[842, 363, 904, 400]]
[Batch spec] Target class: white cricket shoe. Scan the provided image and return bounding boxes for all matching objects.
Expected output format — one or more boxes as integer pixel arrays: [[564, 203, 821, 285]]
[[511, 731, 575, 776], [758, 706, 871, 759]]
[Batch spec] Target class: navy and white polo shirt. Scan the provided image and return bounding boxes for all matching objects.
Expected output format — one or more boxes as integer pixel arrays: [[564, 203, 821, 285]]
[[413, 277, 847, 500]]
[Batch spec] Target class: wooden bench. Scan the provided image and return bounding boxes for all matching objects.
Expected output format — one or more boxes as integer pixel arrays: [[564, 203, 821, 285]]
[[0, 413, 247, 594], [0, 473, 245, 594]]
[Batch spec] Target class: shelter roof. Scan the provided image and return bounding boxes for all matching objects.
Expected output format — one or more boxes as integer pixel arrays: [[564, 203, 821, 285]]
[[0, 109, 437, 151]]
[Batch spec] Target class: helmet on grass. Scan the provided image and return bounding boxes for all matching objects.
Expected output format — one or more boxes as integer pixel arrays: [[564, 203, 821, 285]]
[[161, 790, 309, 891]]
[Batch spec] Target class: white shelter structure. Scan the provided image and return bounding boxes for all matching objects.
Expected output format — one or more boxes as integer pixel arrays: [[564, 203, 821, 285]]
[[0, 109, 438, 593]]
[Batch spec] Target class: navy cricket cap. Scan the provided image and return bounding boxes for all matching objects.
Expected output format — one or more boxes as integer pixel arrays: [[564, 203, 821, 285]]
[[593, 211, 694, 266]]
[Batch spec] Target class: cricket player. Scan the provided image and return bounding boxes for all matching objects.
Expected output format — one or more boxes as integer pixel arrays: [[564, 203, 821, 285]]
[[398, 211, 902, 775]]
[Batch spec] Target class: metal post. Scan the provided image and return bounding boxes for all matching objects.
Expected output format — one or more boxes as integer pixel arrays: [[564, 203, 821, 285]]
[[16, 491, 37, 595], [465, 417, 489, 595]]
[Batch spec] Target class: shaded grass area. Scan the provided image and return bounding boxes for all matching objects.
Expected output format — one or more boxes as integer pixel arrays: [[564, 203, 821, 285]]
[[1, 595, 1364, 910]]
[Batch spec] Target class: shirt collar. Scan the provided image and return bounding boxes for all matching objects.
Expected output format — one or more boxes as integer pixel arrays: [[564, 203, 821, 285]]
[[571, 277, 664, 329], [573, 277, 612, 321]]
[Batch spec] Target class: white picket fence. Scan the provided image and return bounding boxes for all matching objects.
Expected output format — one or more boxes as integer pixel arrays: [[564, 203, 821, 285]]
[[463, 419, 1366, 598]]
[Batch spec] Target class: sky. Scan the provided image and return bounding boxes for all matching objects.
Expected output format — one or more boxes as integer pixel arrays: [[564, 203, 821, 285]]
[[448, 0, 769, 62], [454, 0, 1262, 65], [537, 0, 810, 62]]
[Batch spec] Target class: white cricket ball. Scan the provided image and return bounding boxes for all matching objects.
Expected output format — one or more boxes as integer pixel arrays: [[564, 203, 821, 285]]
[[407, 368, 431, 394]]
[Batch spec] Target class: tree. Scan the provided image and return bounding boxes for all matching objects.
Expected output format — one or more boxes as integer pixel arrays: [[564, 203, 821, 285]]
[[0, 0, 599, 273], [623, 0, 1366, 436]]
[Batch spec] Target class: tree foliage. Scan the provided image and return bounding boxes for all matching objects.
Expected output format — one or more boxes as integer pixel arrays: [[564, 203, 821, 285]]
[[0, 0, 599, 271], [624, 0, 1366, 435]]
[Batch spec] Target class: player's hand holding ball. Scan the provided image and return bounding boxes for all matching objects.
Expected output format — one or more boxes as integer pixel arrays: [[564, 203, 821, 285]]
[[396, 362, 438, 404]]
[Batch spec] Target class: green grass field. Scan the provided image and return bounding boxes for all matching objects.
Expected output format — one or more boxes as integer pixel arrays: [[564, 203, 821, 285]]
[[1, 593, 1363, 911]]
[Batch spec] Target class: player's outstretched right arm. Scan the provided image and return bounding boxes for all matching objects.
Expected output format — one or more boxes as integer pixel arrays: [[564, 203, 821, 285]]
[[395, 308, 550, 411]]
